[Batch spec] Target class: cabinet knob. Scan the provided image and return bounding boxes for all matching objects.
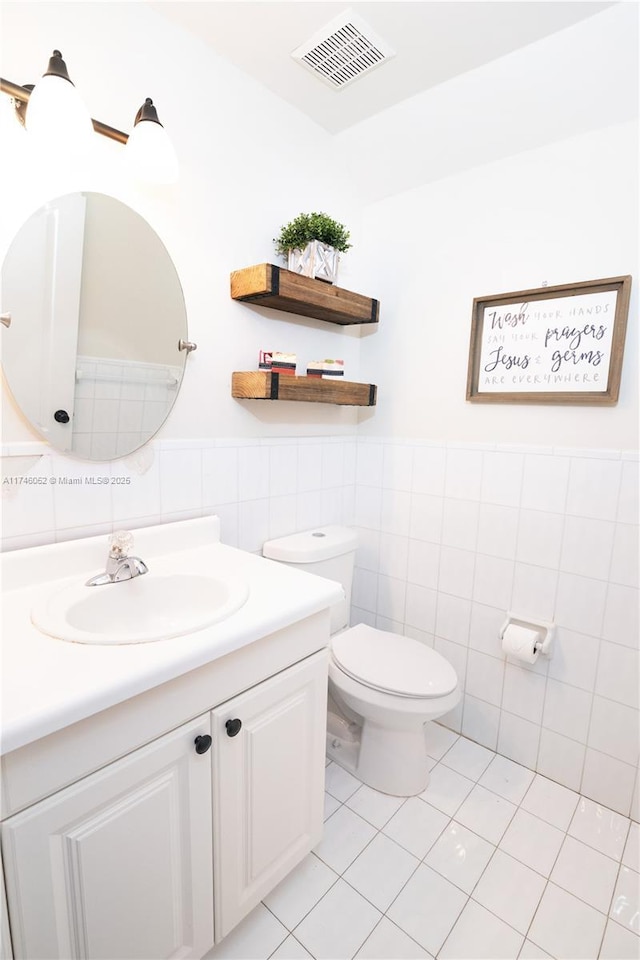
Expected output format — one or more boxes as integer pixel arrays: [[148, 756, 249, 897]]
[[54, 409, 70, 424], [225, 718, 242, 737], [194, 734, 212, 754]]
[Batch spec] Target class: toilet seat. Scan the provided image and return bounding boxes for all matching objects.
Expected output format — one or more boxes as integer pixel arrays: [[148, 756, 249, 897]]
[[332, 624, 458, 699]]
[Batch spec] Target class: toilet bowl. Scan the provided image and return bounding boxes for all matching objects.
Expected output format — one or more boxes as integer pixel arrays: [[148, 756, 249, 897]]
[[263, 526, 460, 796]]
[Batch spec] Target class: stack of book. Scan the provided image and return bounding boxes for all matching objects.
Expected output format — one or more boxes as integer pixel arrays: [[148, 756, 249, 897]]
[[258, 351, 297, 375]]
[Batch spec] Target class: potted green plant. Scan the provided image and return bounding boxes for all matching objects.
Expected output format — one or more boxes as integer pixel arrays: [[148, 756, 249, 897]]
[[274, 211, 351, 284]]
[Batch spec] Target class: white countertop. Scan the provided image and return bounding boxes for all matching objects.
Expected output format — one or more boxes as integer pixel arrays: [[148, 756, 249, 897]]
[[1, 516, 343, 755]]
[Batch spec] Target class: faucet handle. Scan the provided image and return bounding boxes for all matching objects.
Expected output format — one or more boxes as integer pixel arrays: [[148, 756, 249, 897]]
[[109, 530, 134, 557]]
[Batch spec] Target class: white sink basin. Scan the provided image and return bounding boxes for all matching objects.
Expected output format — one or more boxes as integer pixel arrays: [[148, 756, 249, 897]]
[[31, 573, 250, 645]]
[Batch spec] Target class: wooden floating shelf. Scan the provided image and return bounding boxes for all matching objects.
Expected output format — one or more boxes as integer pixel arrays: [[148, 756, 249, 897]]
[[232, 372, 377, 407], [230, 263, 380, 326]]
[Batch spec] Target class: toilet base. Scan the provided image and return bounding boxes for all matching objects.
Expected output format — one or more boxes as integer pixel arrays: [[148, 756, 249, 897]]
[[357, 720, 432, 796], [326, 714, 432, 797]]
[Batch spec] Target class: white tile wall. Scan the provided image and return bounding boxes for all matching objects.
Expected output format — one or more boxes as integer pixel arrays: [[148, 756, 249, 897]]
[[1, 436, 358, 556], [352, 439, 639, 820], [2, 435, 638, 821]]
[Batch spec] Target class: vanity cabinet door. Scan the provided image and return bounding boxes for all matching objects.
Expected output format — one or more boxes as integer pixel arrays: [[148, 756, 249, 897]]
[[211, 650, 328, 941], [1, 715, 214, 960]]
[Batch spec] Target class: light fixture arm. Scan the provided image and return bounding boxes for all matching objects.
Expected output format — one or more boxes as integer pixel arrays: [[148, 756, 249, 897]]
[[0, 75, 129, 144]]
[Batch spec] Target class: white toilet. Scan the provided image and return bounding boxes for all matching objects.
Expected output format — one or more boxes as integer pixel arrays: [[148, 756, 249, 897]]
[[263, 525, 460, 796]]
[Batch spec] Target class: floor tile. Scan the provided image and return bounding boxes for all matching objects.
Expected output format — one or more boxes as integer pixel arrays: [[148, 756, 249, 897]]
[[439, 899, 524, 959], [343, 832, 419, 912], [550, 835, 618, 913], [499, 808, 565, 877], [355, 917, 432, 959], [262, 853, 338, 930], [293, 878, 381, 960], [599, 919, 640, 960], [325, 761, 363, 801], [622, 821, 639, 872], [324, 791, 341, 821], [529, 882, 607, 959], [267, 736, 639, 960], [346, 783, 405, 829], [610, 866, 640, 934], [382, 796, 449, 859], [386, 863, 467, 956], [520, 772, 579, 830], [568, 796, 630, 860], [268, 935, 313, 959], [208, 903, 288, 959], [455, 784, 517, 844], [473, 849, 546, 934], [441, 737, 494, 780], [419, 763, 474, 816], [314, 805, 377, 873], [424, 721, 459, 760], [479, 754, 535, 804], [518, 939, 552, 959], [424, 820, 494, 893]]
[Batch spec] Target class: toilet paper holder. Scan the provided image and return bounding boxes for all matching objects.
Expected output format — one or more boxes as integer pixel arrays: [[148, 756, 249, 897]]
[[499, 613, 555, 658]]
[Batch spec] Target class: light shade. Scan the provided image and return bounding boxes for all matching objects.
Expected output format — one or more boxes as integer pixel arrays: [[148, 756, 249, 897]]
[[125, 98, 179, 185], [25, 50, 94, 153]]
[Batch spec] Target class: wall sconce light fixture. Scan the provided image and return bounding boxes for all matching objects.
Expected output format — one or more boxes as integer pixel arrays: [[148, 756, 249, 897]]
[[126, 97, 180, 186], [1, 50, 179, 184], [23, 50, 94, 150]]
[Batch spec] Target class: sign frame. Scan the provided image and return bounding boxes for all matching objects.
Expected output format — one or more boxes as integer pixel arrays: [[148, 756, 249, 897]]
[[466, 275, 632, 405]]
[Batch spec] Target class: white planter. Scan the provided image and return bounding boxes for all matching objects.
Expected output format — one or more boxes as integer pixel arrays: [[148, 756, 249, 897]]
[[287, 240, 339, 284]]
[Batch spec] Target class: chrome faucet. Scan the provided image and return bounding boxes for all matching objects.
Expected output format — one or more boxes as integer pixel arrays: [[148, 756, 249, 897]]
[[86, 531, 149, 586]]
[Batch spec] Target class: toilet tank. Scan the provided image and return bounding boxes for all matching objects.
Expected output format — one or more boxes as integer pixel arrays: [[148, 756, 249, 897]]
[[263, 526, 358, 634]]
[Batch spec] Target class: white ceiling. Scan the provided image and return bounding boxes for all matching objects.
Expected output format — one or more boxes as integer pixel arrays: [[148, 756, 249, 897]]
[[149, 1, 613, 133]]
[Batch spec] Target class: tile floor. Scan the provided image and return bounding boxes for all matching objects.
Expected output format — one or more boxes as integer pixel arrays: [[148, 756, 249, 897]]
[[210, 726, 639, 960]]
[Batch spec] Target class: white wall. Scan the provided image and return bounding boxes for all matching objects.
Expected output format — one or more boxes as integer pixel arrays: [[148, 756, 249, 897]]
[[0, 1, 367, 447], [348, 3, 638, 450], [357, 121, 638, 449], [2, 3, 636, 452]]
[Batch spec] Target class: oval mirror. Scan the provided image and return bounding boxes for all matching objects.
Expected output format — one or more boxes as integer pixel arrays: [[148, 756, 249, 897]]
[[0, 192, 188, 460]]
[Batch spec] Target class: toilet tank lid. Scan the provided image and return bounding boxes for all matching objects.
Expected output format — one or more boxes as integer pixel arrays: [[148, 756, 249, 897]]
[[263, 526, 358, 563]]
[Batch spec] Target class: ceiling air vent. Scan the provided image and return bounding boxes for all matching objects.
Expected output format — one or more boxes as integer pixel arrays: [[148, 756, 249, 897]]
[[291, 12, 395, 89]]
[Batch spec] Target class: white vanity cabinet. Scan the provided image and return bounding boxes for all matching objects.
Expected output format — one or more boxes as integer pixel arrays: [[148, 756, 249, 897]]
[[2, 714, 215, 960], [1, 646, 329, 960]]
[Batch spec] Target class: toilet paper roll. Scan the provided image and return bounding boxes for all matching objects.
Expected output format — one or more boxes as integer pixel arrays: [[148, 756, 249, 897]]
[[501, 624, 541, 664]]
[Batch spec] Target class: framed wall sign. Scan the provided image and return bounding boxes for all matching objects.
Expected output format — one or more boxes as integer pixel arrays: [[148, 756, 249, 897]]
[[466, 275, 632, 404]]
